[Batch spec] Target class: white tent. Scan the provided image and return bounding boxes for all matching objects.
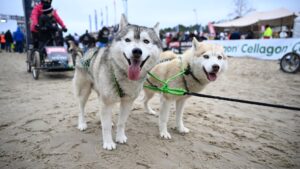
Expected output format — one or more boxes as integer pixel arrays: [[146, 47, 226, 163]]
[[214, 8, 297, 28], [293, 16, 300, 38]]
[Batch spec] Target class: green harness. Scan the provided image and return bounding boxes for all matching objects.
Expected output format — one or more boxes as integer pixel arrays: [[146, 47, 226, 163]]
[[79, 48, 125, 97], [81, 51, 196, 97], [79, 48, 99, 70], [111, 69, 125, 97], [145, 57, 300, 112], [144, 56, 193, 96], [144, 71, 187, 96]]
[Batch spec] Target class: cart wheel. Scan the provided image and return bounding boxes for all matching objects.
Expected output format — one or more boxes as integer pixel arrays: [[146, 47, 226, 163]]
[[32, 51, 40, 80], [280, 52, 300, 73], [26, 50, 32, 73]]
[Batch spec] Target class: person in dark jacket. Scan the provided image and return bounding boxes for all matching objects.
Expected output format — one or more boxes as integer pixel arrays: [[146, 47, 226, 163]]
[[97, 27, 109, 48], [30, 0, 67, 49], [79, 30, 96, 52], [5, 30, 13, 52], [13, 27, 25, 53], [245, 30, 254, 39], [38, 4, 59, 47], [229, 30, 241, 40]]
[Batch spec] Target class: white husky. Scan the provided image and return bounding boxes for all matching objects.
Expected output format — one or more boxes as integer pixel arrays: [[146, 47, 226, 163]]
[[143, 38, 228, 139], [73, 15, 162, 150]]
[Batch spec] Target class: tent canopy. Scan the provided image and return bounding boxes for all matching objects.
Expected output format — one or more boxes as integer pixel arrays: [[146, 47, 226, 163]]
[[294, 16, 300, 38], [214, 8, 297, 28]]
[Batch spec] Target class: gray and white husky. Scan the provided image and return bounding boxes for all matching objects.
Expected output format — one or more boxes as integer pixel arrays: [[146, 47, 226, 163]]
[[73, 15, 162, 150]]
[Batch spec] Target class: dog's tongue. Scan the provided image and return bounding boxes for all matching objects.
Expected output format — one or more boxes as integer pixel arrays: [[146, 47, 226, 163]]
[[207, 73, 217, 81], [128, 60, 141, 81]]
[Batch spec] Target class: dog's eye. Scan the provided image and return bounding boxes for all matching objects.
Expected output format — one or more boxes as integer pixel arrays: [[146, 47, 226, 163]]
[[203, 55, 209, 59], [217, 55, 223, 60], [125, 38, 131, 42], [143, 39, 150, 44]]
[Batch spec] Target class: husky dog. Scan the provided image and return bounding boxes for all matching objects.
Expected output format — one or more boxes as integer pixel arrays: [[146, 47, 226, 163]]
[[67, 40, 83, 66], [73, 15, 162, 150], [68, 40, 83, 56], [143, 38, 228, 139]]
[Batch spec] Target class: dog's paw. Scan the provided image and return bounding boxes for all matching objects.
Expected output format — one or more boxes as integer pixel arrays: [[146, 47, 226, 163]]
[[103, 141, 116, 150], [116, 134, 127, 144], [77, 122, 87, 131], [147, 110, 158, 116], [160, 131, 171, 139], [178, 126, 190, 134]]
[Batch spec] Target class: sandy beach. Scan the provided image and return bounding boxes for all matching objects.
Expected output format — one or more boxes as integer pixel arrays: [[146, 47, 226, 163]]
[[0, 52, 299, 169]]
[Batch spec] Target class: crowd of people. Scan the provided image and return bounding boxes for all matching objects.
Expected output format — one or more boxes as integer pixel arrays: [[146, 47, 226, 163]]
[[0, 22, 289, 55], [157, 23, 292, 53], [0, 0, 292, 55], [0, 28, 25, 53]]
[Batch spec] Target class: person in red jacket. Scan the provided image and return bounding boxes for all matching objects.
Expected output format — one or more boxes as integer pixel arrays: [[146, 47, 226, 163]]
[[0, 32, 5, 51], [30, 0, 67, 49]]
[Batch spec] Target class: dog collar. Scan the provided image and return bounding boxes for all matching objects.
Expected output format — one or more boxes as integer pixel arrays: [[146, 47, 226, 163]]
[[183, 64, 203, 92], [184, 64, 202, 85]]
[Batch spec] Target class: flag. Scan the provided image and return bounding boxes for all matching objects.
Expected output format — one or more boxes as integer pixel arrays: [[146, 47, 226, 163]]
[[208, 22, 216, 37], [113, 0, 117, 25], [105, 6, 108, 27], [89, 14, 92, 32], [100, 9, 103, 28], [94, 10, 98, 31]]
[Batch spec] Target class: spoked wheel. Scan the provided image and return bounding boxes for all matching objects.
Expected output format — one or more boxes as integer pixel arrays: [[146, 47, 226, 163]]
[[280, 52, 300, 73], [32, 51, 41, 80], [26, 50, 32, 73]]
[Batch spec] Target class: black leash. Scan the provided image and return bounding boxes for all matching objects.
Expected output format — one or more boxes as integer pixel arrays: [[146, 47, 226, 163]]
[[146, 58, 300, 112], [184, 92, 300, 111]]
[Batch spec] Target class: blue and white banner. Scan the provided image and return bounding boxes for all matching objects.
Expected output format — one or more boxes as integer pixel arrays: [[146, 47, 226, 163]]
[[207, 38, 300, 60]]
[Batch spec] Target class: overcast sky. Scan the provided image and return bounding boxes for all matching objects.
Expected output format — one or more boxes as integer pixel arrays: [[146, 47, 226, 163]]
[[0, 0, 300, 35]]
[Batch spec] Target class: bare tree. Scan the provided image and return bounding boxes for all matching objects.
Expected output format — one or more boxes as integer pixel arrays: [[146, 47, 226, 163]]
[[228, 0, 255, 19]]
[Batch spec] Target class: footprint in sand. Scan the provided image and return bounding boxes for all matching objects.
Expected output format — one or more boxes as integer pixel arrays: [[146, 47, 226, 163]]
[[22, 119, 52, 132], [0, 122, 14, 131]]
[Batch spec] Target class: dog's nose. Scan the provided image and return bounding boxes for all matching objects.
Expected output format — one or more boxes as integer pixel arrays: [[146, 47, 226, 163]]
[[212, 64, 220, 72], [132, 48, 143, 58]]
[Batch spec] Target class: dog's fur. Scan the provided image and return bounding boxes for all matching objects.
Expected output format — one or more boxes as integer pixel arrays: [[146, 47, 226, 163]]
[[73, 15, 162, 150], [68, 40, 83, 56], [143, 38, 228, 139], [68, 40, 83, 66]]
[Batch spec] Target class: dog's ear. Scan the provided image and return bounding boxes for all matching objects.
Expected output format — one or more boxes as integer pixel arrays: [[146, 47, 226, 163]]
[[192, 37, 200, 50], [120, 14, 128, 31], [220, 46, 228, 60], [153, 22, 160, 37]]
